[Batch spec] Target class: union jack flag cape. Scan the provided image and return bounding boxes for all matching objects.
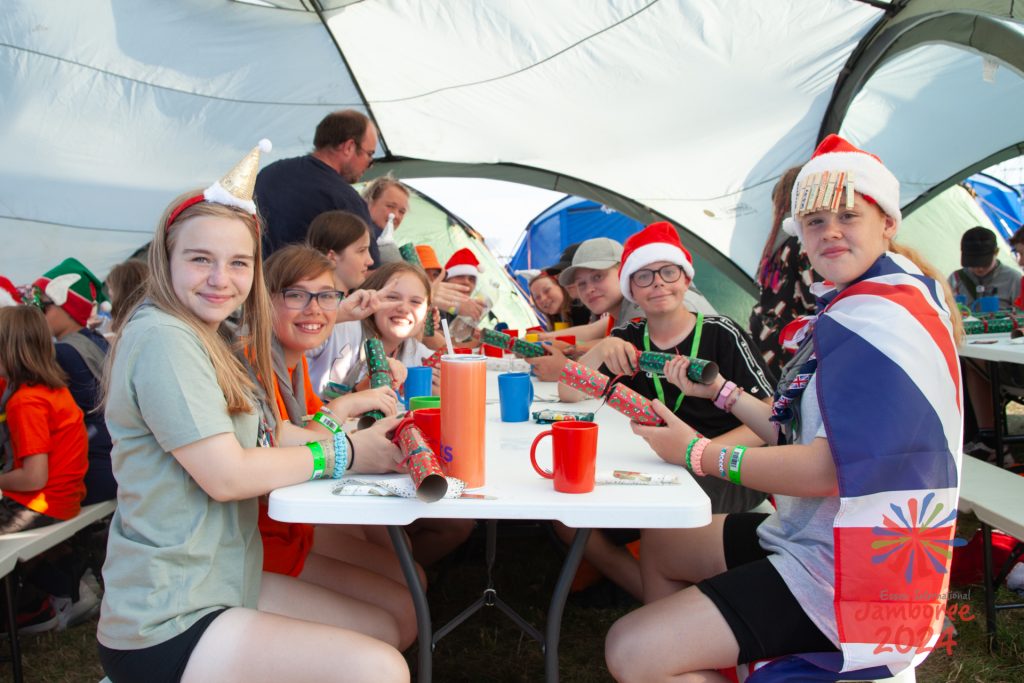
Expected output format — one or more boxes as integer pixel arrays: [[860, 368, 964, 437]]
[[750, 253, 963, 681]]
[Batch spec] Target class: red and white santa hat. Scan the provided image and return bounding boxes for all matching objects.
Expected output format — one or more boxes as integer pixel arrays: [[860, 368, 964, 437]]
[[618, 222, 694, 302], [0, 276, 21, 308], [444, 248, 482, 279], [783, 134, 901, 240]]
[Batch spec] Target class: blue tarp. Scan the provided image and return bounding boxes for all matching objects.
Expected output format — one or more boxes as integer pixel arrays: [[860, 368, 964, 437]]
[[965, 174, 1024, 242], [508, 197, 642, 276]]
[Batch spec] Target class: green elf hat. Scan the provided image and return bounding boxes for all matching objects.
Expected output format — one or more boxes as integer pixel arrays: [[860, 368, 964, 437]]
[[32, 258, 108, 326]]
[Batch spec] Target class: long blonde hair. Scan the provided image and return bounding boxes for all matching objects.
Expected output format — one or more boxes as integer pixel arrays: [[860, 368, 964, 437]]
[[889, 240, 964, 344], [107, 190, 276, 415]]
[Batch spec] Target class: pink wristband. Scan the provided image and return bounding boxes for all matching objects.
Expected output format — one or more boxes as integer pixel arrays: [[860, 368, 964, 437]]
[[723, 385, 744, 413], [690, 437, 711, 477], [713, 381, 738, 411]]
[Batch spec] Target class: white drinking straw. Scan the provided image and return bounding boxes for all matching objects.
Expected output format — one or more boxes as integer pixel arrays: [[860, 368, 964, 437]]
[[440, 317, 455, 356]]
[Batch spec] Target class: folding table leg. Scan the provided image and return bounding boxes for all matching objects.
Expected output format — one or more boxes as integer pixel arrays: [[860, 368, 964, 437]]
[[982, 522, 997, 651], [545, 527, 591, 683], [3, 572, 22, 683], [387, 525, 433, 683]]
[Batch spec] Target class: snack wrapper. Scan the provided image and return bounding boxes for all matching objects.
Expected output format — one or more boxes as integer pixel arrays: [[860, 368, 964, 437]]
[[636, 351, 719, 385], [332, 477, 466, 500]]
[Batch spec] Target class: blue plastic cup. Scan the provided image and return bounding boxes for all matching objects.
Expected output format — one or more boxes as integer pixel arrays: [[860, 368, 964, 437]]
[[498, 372, 534, 422], [404, 366, 434, 407], [974, 295, 999, 313]]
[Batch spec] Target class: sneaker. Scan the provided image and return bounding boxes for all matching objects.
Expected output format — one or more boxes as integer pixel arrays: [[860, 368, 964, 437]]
[[3, 596, 61, 635], [963, 440, 994, 459], [52, 577, 101, 630]]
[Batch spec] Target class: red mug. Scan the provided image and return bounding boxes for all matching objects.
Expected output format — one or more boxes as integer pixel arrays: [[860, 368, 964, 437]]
[[530, 421, 598, 493], [505, 329, 519, 338], [454, 347, 473, 355], [482, 344, 503, 358], [412, 407, 441, 454]]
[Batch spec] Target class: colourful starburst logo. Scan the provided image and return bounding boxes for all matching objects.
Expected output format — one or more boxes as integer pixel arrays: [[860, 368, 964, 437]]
[[871, 493, 966, 584]]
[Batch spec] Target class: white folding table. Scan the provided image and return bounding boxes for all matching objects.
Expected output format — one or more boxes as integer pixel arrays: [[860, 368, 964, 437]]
[[958, 334, 1024, 457], [270, 377, 711, 682]]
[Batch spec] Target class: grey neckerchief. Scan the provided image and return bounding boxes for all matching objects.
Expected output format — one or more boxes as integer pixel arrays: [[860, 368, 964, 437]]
[[270, 336, 307, 425]]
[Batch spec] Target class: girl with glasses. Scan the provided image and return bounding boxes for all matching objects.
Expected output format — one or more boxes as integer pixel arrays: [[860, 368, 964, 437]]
[[259, 244, 419, 650]]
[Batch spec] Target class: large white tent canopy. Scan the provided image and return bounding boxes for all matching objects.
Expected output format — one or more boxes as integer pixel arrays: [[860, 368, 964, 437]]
[[2, 0, 1023, 302]]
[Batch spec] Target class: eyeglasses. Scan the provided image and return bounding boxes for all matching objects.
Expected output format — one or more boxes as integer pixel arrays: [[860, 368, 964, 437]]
[[279, 288, 344, 311], [630, 264, 684, 288], [354, 142, 375, 168]]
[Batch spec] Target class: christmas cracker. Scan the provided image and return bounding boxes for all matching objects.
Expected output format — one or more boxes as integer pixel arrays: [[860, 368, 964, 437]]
[[635, 351, 719, 384], [358, 339, 393, 426], [394, 420, 448, 502], [398, 243, 422, 267], [558, 360, 665, 425]]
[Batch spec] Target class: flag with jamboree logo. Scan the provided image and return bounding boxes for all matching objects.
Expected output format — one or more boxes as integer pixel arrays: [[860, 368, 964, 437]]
[[751, 252, 963, 681]]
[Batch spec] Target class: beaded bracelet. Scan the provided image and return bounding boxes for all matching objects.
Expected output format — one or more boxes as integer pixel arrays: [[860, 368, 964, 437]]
[[331, 430, 349, 478], [717, 447, 728, 479], [306, 441, 326, 480], [690, 438, 710, 477], [311, 411, 342, 435], [728, 445, 747, 485], [723, 386, 745, 414], [684, 435, 702, 472]]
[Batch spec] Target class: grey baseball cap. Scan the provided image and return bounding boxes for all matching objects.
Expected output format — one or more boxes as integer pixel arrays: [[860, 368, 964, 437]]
[[558, 238, 623, 286]]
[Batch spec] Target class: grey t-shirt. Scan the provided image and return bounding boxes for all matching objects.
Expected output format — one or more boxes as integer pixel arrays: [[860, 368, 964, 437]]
[[946, 261, 1021, 309], [98, 306, 262, 650], [755, 373, 840, 646]]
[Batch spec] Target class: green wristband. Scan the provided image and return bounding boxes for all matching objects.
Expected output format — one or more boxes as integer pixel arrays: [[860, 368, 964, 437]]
[[727, 446, 746, 486], [307, 440, 326, 480], [684, 436, 701, 472], [311, 411, 342, 434]]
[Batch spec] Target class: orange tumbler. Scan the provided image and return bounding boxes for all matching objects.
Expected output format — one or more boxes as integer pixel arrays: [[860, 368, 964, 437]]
[[440, 354, 486, 487]]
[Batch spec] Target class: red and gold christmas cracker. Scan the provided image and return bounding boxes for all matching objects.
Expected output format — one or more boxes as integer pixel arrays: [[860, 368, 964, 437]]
[[394, 420, 449, 502]]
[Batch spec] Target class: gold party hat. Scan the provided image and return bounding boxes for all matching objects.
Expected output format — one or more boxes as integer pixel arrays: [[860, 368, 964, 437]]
[[203, 139, 272, 214]]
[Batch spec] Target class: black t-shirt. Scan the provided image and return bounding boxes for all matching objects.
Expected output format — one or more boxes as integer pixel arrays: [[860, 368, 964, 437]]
[[600, 316, 774, 513], [255, 155, 381, 266]]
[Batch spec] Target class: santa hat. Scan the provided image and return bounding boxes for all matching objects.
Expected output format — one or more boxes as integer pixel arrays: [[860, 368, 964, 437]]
[[618, 222, 694, 302], [166, 139, 272, 228], [444, 248, 482, 280], [32, 258, 107, 326], [783, 134, 901, 240], [0, 276, 21, 308]]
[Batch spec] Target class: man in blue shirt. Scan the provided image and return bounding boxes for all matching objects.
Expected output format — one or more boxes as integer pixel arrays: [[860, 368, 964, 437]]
[[256, 109, 381, 265]]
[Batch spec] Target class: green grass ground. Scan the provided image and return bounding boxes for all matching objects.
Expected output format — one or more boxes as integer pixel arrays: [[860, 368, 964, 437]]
[[13, 412, 1024, 682], [11, 519, 1024, 683]]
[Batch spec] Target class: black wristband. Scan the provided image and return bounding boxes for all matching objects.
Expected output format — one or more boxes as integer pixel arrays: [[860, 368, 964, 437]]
[[345, 433, 356, 470]]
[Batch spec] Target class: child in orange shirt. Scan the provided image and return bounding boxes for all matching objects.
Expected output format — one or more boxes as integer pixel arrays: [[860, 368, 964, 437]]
[[0, 305, 88, 533]]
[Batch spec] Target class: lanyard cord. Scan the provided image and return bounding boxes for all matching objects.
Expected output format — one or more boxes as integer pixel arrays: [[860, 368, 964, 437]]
[[645, 312, 703, 412]]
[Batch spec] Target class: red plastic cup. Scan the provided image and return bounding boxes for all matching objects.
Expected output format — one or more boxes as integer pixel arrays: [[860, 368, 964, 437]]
[[555, 335, 576, 346], [412, 407, 441, 454], [505, 329, 519, 338], [454, 347, 473, 354], [482, 344, 503, 358], [530, 421, 598, 493]]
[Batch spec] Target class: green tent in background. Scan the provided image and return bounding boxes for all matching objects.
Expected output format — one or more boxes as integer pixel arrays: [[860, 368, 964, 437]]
[[362, 185, 541, 331]]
